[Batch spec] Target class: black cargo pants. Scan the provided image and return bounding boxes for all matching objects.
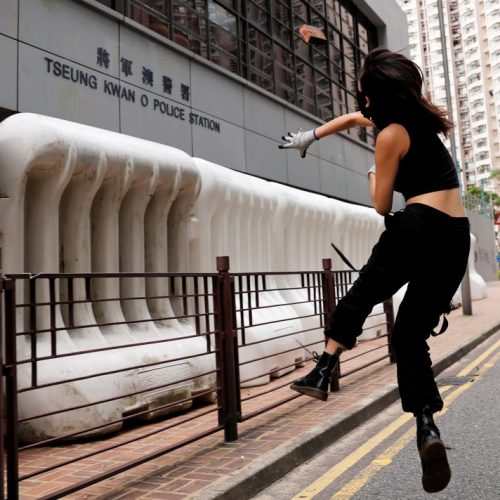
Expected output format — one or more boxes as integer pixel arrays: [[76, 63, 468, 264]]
[[325, 203, 470, 414]]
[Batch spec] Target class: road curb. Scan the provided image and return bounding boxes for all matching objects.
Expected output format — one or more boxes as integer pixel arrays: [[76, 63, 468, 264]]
[[200, 320, 500, 500]]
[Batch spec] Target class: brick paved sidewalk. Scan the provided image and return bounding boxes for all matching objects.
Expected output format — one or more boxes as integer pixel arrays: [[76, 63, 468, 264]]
[[16, 282, 500, 499]]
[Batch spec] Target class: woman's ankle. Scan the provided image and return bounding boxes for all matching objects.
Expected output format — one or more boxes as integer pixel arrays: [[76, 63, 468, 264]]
[[324, 341, 345, 356]]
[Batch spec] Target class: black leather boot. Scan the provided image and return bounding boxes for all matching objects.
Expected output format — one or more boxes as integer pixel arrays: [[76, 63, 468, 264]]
[[416, 408, 451, 493], [290, 351, 339, 401]]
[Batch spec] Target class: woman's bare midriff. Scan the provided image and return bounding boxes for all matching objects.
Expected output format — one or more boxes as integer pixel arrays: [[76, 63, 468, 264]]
[[406, 188, 467, 218]]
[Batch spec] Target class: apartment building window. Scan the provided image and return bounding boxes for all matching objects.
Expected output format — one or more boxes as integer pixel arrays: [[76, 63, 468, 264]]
[[465, 34, 477, 45], [464, 22, 475, 34], [468, 73, 481, 84], [99, 0, 378, 145], [471, 98, 484, 110], [476, 152, 489, 161], [469, 85, 482, 96], [465, 47, 478, 58], [472, 111, 485, 122], [463, 10, 474, 22], [473, 125, 487, 134]]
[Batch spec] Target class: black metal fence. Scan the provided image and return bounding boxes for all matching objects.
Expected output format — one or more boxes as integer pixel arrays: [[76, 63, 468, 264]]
[[1, 257, 394, 499]]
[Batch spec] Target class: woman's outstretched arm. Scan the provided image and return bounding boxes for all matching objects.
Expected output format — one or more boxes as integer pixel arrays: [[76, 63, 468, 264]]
[[279, 112, 374, 157], [314, 112, 374, 139]]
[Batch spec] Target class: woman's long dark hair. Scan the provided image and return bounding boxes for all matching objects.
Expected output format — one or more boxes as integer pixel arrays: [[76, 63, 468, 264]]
[[359, 48, 453, 135]]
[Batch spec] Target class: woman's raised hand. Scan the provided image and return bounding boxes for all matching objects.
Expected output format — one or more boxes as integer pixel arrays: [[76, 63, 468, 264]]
[[278, 128, 317, 158]]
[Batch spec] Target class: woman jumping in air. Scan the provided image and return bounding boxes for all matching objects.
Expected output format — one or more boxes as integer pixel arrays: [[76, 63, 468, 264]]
[[279, 48, 470, 493]]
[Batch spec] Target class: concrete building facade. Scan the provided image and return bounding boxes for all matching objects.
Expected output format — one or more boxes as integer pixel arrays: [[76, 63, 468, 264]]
[[0, 0, 409, 208]]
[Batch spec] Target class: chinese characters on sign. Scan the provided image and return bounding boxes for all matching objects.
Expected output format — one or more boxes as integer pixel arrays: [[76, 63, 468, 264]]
[[142, 67, 153, 86], [121, 57, 133, 76], [180, 84, 190, 102], [97, 48, 110, 69], [97, 47, 190, 101], [163, 76, 172, 94]]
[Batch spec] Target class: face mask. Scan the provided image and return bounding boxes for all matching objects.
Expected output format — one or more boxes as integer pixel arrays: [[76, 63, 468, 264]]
[[356, 89, 372, 120]]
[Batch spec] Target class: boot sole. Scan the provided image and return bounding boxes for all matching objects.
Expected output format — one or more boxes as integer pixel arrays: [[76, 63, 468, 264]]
[[419, 438, 451, 493], [290, 383, 328, 401]]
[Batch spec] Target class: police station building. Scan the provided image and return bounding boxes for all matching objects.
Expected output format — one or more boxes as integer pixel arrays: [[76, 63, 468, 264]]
[[0, 0, 408, 207]]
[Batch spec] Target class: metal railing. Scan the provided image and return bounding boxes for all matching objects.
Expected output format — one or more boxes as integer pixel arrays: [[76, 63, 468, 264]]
[[1, 257, 394, 499], [462, 189, 497, 219]]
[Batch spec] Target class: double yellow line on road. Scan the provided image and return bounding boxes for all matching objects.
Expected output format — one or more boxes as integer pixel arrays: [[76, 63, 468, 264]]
[[293, 339, 500, 500]]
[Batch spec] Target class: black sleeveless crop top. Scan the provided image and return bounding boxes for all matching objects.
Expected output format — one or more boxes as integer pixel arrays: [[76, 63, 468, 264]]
[[393, 128, 459, 201]]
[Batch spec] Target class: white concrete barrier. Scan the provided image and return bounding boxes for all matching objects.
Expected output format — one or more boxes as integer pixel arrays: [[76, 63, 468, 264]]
[[191, 160, 313, 385], [0, 114, 212, 442], [452, 233, 487, 305]]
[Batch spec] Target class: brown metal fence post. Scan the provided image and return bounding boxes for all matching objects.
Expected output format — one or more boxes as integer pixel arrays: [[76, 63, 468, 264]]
[[322, 259, 340, 392], [384, 298, 396, 363], [215, 257, 239, 442], [3, 278, 18, 499]]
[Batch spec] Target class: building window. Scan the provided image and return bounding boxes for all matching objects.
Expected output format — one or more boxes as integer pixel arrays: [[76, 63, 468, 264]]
[[467, 60, 480, 71], [468, 73, 481, 84], [472, 111, 485, 122], [475, 151, 489, 162], [99, 0, 378, 145], [471, 98, 484, 109]]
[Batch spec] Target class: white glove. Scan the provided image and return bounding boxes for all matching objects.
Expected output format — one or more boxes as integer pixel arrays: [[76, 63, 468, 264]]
[[367, 164, 376, 177], [278, 128, 317, 158]]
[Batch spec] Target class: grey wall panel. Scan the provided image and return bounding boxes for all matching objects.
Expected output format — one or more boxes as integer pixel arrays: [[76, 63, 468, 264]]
[[119, 26, 190, 106], [468, 213, 498, 282], [0, 0, 18, 38], [392, 193, 405, 211], [319, 160, 349, 200], [356, 0, 409, 52], [346, 171, 371, 206], [193, 118, 245, 171], [243, 87, 285, 139], [191, 62, 244, 127], [120, 93, 192, 156], [0, 34, 17, 110], [317, 132, 346, 166], [19, 0, 119, 77], [287, 152, 320, 193], [344, 140, 373, 175], [283, 109, 318, 144], [18, 44, 120, 131], [245, 130, 287, 183]]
